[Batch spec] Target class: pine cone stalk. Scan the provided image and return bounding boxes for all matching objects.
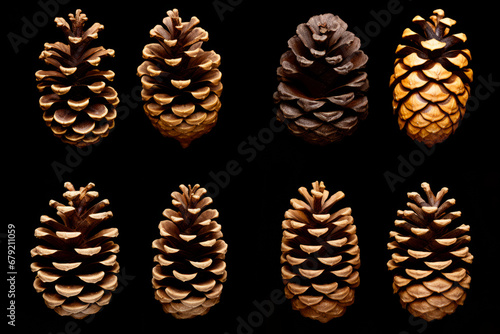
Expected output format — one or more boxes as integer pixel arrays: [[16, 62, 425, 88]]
[[138, 9, 223, 148], [389, 9, 473, 147], [31, 182, 119, 319], [281, 181, 360, 322], [152, 184, 228, 319], [387, 182, 473, 321], [35, 10, 119, 146], [274, 13, 369, 145]]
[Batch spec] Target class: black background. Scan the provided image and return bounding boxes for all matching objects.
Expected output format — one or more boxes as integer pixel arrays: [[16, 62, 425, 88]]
[[5, 0, 499, 333]]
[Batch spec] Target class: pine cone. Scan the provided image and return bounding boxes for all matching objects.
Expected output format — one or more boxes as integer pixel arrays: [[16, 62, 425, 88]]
[[137, 9, 223, 148], [152, 184, 228, 319], [389, 9, 473, 147], [280, 181, 360, 322], [274, 14, 369, 145], [387, 182, 473, 321], [35, 10, 119, 147], [31, 182, 119, 319]]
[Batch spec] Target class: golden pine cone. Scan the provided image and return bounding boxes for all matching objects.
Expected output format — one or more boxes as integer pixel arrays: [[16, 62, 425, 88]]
[[387, 182, 473, 321], [152, 184, 228, 319], [31, 182, 119, 319], [281, 181, 360, 322], [389, 9, 473, 147], [274, 13, 369, 145], [35, 10, 119, 147], [138, 9, 223, 148]]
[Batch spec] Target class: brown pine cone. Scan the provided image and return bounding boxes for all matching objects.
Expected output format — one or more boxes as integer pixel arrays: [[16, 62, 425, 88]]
[[389, 9, 473, 147], [387, 182, 473, 321], [35, 10, 119, 147], [31, 182, 119, 319], [281, 181, 360, 322], [152, 184, 228, 319], [274, 13, 369, 145], [138, 9, 223, 148]]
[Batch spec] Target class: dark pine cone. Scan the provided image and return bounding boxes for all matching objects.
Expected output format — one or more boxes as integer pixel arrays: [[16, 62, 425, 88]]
[[274, 13, 369, 145]]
